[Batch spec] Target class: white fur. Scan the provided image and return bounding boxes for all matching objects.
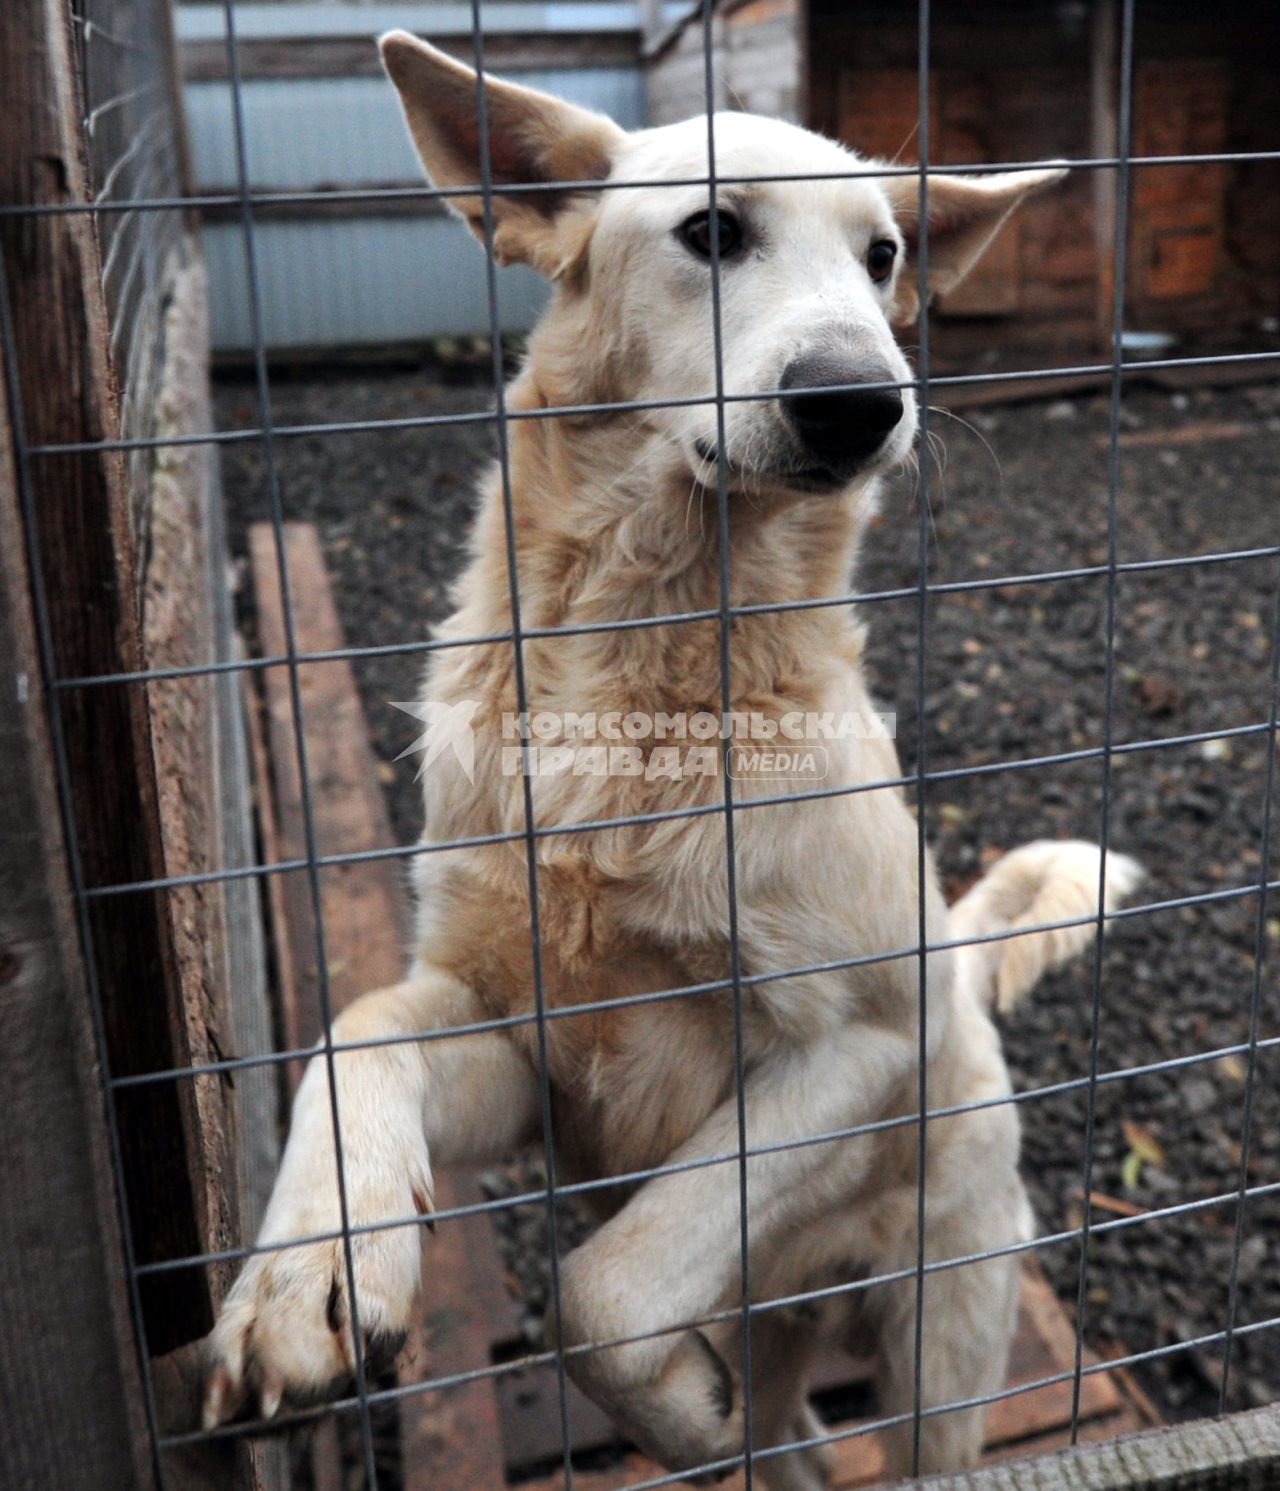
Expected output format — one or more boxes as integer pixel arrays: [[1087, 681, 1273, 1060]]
[[204, 40, 1133, 1484]]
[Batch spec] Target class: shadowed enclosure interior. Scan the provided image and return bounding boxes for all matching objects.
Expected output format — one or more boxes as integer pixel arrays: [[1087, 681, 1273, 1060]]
[[1, 1, 1278, 1489]]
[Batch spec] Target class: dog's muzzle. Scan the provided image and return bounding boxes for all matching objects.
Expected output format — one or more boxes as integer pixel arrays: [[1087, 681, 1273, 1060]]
[[779, 353, 904, 483]]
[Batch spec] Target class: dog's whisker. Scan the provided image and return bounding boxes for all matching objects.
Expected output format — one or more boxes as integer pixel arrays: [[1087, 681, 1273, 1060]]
[[927, 404, 1005, 488], [684, 470, 702, 535], [888, 120, 922, 167], [922, 432, 946, 543], [901, 444, 940, 547], [723, 75, 749, 114]]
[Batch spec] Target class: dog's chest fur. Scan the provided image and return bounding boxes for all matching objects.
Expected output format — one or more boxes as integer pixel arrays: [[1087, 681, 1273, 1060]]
[[411, 423, 931, 1185]]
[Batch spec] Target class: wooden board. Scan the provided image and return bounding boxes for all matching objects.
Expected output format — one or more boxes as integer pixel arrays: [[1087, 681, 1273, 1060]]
[[148, 271, 288, 1491], [0, 286, 157, 1491], [912, 1402, 1280, 1491], [834, 68, 1024, 319], [249, 521, 506, 1491], [396, 1168, 512, 1491], [182, 32, 638, 83], [3, 5, 287, 1485], [1, 0, 212, 1361], [1128, 61, 1230, 310], [249, 522, 410, 1042]]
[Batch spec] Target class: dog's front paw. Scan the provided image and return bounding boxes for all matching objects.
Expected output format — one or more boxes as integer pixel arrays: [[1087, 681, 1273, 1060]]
[[562, 1313, 745, 1477], [655, 1329, 746, 1481], [202, 1184, 425, 1429], [558, 1244, 746, 1478]]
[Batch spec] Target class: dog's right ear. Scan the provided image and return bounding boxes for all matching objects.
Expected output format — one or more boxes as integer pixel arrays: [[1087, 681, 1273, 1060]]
[[379, 31, 625, 279], [882, 165, 1067, 324]]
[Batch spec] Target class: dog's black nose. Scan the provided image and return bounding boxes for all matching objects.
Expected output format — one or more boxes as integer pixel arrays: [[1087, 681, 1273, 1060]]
[[779, 354, 904, 474]]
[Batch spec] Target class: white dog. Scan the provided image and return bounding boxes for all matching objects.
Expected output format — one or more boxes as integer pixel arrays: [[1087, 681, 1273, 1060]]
[[205, 36, 1140, 1484]]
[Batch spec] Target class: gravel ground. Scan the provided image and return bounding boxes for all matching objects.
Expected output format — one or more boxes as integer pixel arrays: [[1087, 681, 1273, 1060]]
[[216, 361, 1279, 1439]]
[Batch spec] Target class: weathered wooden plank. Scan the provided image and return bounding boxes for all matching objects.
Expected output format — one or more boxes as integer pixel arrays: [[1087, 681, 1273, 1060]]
[[199, 191, 453, 226], [511, 1407, 1162, 1491], [243, 650, 321, 1491], [183, 31, 639, 82], [917, 1402, 1280, 1490], [927, 353, 1278, 412], [249, 522, 410, 1037], [144, 254, 287, 1491], [0, 0, 216, 1360], [0, 285, 158, 1491], [1097, 420, 1257, 451], [153, 1342, 290, 1491], [215, 658, 278, 1243], [143, 251, 260, 1328], [250, 521, 507, 1491], [4, 3, 288, 1484], [244, 667, 304, 1090], [492, 1227, 619, 1476], [832, 1403, 1153, 1491], [398, 1167, 511, 1491], [512, 1397, 1152, 1491], [250, 520, 405, 1491]]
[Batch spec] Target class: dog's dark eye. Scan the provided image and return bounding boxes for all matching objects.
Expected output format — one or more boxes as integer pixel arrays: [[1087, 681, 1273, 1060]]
[[867, 239, 898, 283], [680, 209, 744, 261]]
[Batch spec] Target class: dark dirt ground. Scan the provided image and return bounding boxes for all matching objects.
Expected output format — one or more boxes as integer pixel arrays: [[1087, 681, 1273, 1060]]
[[215, 359, 1279, 1451]]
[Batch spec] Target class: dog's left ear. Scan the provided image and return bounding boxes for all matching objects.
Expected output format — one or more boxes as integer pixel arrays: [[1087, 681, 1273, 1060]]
[[883, 166, 1067, 324], [380, 31, 625, 279]]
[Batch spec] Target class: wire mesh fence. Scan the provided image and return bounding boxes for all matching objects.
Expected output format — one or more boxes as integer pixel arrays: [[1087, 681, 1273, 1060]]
[[2, 1, 1278, 1489]]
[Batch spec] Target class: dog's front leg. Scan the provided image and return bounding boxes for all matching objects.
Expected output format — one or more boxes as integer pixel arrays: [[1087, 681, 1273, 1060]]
[[203, 967, 538, 1426], [556, 1022, 916, 1478]]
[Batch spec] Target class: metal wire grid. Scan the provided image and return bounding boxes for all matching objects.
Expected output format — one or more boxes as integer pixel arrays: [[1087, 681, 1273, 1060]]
[[2, 0, 1277, 1486]]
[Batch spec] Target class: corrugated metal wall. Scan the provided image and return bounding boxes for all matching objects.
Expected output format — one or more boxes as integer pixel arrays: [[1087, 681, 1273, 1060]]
[[180, 2, 657, 351]]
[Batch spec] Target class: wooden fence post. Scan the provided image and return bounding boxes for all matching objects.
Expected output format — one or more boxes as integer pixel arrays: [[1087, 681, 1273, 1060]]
[[0, 341, 158, 1491], [920, 1400, 1280, 1490], [0, 0, 212, 1354], [1, 3, 284, 1486]]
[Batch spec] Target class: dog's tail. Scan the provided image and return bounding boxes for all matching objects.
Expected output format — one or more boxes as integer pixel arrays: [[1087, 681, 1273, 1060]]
[[950, 840, 1143, 1015]]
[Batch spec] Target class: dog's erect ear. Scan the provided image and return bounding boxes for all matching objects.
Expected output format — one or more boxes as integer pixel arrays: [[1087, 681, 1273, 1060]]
[[379, 31, 625, 278], [883, 166, 1067, 324]]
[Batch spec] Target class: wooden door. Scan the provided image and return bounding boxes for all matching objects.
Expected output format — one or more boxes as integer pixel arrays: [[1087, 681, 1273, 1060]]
[[1127, 59, 1230, 307], [837, 67, 1023, 316]]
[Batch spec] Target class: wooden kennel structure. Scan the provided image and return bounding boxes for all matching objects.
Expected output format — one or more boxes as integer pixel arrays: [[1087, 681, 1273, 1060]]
[[643, 0, 1280, 361]]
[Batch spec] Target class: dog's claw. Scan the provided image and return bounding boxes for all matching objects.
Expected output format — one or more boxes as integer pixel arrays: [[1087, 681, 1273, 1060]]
[[412, 1181, 436, 1233], [259, 1375, 284, 1422], [202, 1187, 424, 1433], [692, 1330, 735, 1422], [202, 1364, 233, 1431]]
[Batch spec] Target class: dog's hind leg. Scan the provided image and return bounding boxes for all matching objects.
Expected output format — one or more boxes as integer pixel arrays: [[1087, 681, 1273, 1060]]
[[747, 1306, 832, 1491], [871, 1181, 1028, 1479], [202, 967, 539, 1427]]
